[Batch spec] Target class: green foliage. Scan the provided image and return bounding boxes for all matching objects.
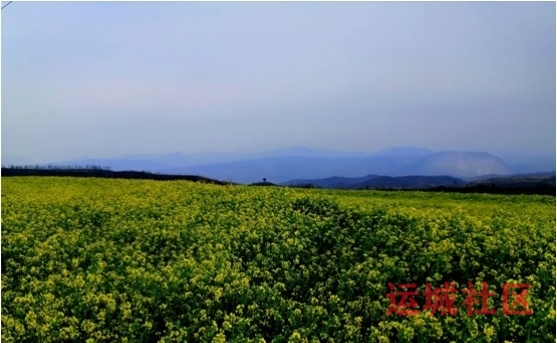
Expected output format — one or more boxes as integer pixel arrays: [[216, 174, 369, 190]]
[[2, 177, 555, 342]]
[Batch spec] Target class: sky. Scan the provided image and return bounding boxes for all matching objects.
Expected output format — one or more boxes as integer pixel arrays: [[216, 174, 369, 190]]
[[2, 1, 555, 163]]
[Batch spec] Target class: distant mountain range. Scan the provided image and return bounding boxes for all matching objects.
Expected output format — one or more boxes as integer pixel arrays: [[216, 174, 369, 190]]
[[3, 146, 555, 184], [283, 175, 467, 189], [157, 149, 547, 183], [283, 172, 555, 190], [393, 151, 512, 178]]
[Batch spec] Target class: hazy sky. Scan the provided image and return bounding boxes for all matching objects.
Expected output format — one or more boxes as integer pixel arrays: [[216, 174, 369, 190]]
[[2, 2, 555, 162]]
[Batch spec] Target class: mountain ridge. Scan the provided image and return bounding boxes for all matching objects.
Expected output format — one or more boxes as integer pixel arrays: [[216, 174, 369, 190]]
[[6, 146, 554, 184]]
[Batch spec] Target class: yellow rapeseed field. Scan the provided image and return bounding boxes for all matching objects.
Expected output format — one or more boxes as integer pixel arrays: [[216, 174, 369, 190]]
[[2, 177, 555, 342]]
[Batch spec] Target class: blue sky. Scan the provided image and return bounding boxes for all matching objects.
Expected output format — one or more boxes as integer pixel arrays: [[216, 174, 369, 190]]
[[2, 2, 555, 163]]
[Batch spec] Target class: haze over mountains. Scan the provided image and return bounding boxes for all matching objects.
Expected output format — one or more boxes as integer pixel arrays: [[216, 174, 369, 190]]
[[4, 146, 554, 185], [283, 175, 468, 189]]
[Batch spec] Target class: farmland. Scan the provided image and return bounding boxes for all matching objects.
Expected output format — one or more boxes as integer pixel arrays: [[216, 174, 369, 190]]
[[2, 177, 555, 342]]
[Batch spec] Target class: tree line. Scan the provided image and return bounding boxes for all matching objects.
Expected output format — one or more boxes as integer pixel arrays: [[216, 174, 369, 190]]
[[1, 164, 112, 171]]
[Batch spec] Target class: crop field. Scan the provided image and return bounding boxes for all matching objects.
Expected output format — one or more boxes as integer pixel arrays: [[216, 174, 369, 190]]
[[2, 177, 555, 342]]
